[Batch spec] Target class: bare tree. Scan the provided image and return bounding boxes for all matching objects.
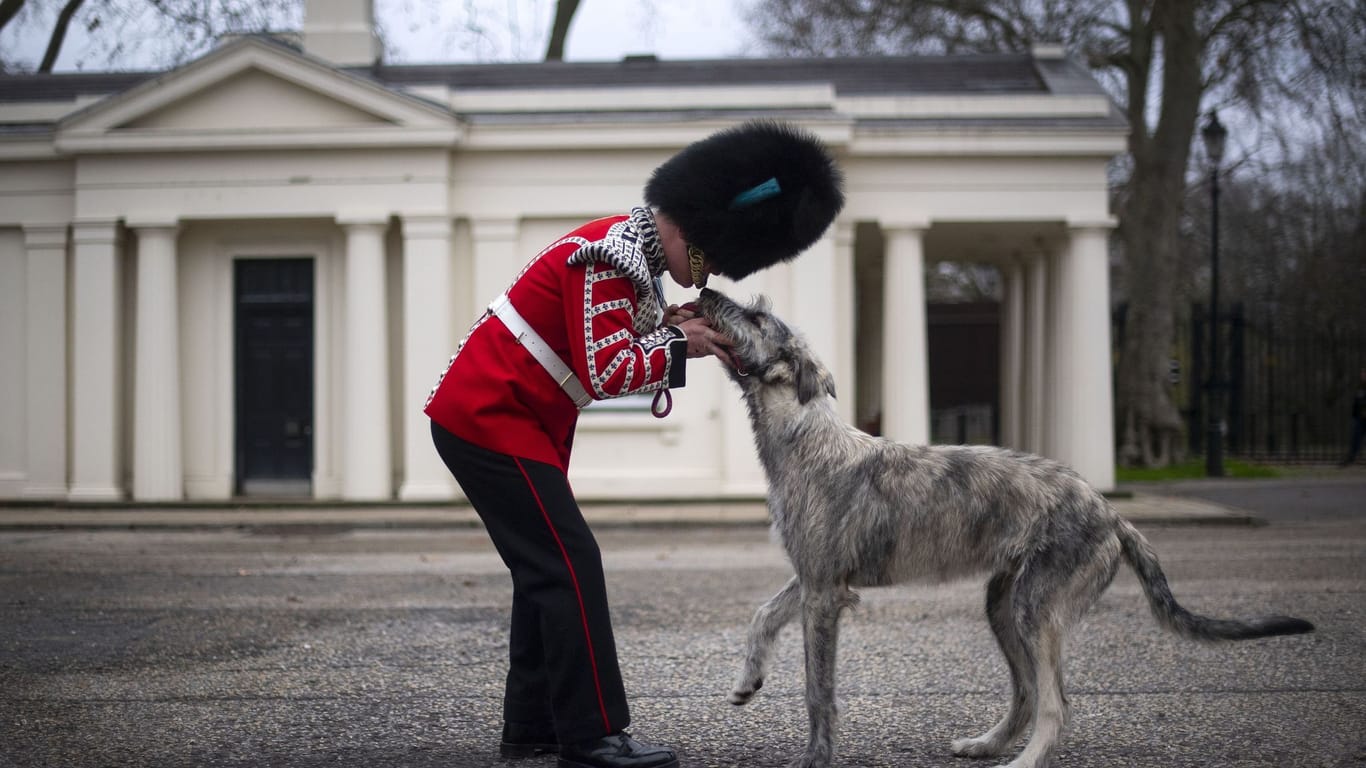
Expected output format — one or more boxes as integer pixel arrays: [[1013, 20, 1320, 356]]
[[37, 0, 83, 72], [0, 0, 300, 72], [3, 1, 585, 71], [543, 0, 580, 60], [746, 0, 1358, 467], [0, 0, 25, 32]]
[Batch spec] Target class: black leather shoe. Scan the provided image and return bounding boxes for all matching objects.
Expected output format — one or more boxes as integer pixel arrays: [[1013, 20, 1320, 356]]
[[500, 721, 558, 759], [557, 732, 678, 768]]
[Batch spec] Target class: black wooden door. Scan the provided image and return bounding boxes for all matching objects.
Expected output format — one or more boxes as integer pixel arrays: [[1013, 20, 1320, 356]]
[[235, 258, 314, 495]]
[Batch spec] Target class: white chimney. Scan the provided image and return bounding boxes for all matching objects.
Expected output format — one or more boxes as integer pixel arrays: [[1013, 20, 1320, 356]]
[[303, 0, 380, 66]]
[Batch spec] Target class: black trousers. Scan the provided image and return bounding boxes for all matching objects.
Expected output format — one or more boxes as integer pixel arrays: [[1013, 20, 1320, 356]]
[[431, 421, 629, 744]]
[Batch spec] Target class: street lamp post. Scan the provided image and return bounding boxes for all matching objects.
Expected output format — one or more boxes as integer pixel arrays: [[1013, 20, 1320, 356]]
[[1202, 111, 1228, 477]]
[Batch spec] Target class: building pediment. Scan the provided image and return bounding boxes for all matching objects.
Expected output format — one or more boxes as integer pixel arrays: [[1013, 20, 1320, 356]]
[[56, 37, 460, 153], [119, 67, 391, 131]]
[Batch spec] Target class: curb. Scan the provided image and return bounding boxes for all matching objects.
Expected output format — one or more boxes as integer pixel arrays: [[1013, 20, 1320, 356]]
[[0, 499, 1259, 532]]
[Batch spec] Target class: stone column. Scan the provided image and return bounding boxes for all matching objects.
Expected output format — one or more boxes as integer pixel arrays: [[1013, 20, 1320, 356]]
[[999, 258, 1026, 450], [1049, 245, 1070, 459], [341, 217, 392, 500], [881, 223, 930, 445], [69, 220, 123, 501], [470, 218, 520, 310], [23, 224, 69, 498], [832, 220, 857, 425], [791, 223, 842, 414], [854, 235, 883, 433], [1060, 224, 1116, 490], [399, 215, 456, 500], [1023, 251, 1049, 456], [131, 221, 183, 500]]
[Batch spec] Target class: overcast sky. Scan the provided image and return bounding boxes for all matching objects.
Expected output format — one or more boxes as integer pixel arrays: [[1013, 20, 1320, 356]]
[[563, 0, 752, 61], [1, 0, 757, 72], [386, 0, 755, 63]]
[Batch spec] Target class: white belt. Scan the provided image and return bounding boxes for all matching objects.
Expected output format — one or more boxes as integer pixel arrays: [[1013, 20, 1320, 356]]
[[489, 294, 593, 409]]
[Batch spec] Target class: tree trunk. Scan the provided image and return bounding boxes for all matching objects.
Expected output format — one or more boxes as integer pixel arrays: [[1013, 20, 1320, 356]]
[[0, 0, 25, 35], [38, 0, 84, 73], [544, 0, 582, 61], [1114, 0, 1204, 466], [1116, 171, 1186, 465]]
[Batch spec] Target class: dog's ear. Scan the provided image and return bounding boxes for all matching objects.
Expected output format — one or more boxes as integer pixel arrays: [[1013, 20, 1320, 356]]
[[795, 357, 837, 404]]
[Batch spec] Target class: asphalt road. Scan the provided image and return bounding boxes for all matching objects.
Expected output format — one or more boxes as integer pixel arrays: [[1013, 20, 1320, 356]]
[[1, 497, 1363, 767]]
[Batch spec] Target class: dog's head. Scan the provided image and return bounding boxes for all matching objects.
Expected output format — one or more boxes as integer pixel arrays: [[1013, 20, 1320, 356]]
[[696, 288, 836, 405]]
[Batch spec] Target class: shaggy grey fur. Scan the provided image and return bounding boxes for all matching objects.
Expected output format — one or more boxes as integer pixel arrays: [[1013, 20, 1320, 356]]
[[695, 288, 1313, 768]]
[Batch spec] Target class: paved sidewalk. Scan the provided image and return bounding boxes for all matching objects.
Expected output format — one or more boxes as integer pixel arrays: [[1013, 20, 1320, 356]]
[[0, 491, 1256, 530]]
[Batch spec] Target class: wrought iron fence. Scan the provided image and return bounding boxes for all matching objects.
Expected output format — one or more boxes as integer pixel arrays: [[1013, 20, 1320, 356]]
[[1171, 304, 1363, 464]]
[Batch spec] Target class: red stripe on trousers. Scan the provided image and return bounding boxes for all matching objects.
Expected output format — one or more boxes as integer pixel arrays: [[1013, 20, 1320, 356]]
[[514, 458, 612, 734]]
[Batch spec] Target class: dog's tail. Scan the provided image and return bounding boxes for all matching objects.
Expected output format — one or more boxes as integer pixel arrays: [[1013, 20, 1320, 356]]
[[1116, 520, 1314, 641]]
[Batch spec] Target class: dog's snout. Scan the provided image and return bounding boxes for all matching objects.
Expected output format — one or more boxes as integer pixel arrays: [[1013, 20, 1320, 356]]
[[696, 287, 723, 318]]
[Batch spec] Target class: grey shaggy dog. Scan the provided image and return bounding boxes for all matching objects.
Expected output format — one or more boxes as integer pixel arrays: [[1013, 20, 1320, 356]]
[[695, 288, 1313, 768]]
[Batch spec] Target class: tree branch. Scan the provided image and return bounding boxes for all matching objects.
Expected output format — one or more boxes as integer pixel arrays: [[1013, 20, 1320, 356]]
[[543, 0, 581, 61], [0, 0, 25, 35], [39, 0, 85, 73]]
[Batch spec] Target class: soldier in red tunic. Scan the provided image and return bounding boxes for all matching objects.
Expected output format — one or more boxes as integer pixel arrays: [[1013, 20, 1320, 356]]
[[426, 120, 844, 768]]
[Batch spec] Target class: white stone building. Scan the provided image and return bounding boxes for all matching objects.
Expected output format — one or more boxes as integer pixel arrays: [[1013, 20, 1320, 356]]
[[0, 3, 1126, 504]]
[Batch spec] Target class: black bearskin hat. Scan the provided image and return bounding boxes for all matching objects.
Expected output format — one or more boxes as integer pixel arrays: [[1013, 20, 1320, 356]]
[[644, 120, 844, 280]]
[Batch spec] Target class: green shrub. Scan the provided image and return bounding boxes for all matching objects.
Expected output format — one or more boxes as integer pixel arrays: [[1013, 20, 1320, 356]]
[[1116, 459, 1281, 483]]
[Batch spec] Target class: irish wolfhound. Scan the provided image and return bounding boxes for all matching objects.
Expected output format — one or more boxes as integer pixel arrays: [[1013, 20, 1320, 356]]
[[695, 288, 1313, 768]]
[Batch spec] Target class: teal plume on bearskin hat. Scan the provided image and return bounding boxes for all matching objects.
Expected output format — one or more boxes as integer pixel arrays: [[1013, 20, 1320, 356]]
[[644, 120, 845, 280]]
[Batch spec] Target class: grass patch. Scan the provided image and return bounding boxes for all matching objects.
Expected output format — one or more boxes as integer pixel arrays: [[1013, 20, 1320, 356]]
[[1116, 459, 1281, 483]]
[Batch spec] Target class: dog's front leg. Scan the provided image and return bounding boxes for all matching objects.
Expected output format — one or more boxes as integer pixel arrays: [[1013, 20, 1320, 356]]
[[792, 587, 846, 768], [731, 575, 802, 705]]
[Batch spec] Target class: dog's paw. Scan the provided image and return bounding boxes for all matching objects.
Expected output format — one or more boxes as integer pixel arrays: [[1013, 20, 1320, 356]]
[[785, 754, 829, 768], [728, 678, 762, 705], [951, 736, 1006, 758]]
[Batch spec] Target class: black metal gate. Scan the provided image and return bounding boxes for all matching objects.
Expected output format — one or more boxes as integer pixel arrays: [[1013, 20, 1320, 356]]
[[1184, 304, 1362, 463], [234, 258, 314, 495]]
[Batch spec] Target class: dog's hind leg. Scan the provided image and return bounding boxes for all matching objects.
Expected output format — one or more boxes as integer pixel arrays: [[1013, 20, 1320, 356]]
[[1005, 618, 1067, 768], [1002, 534, 1118, 768], [731, 575, 802, 705], [792, 586, 853, 768], [952, 571, 1035, 759]]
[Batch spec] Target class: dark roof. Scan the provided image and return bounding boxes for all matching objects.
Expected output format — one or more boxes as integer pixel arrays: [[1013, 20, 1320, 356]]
[[0, 71, 156, 103], [354, 53, 1048, 95], [0, 48, 1124, 134], [0, 52, 1053, 105]]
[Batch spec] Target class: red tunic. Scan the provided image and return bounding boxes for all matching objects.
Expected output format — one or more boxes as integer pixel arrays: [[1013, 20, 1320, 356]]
[[424, 211, 687, 471]]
